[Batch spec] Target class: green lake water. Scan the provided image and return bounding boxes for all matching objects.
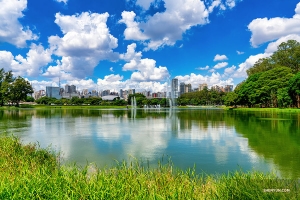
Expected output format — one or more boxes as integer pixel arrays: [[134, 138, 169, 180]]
[[0, 108, 299, 178]]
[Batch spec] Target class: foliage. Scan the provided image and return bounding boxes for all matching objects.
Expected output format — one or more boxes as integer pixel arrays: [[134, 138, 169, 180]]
[[247, 40, 300, 76], [288, 72, 300, 108], [0, 70, 33, 107], [178, 87, 225, 106], [127, 93, 146, 107], [277, 87, 292, 108], [35, 96, 57, 105], [26, 96, 35, 102], [223, 92, 238, 106], [0, 69, 14, 106], [0, 136, 298, 199]]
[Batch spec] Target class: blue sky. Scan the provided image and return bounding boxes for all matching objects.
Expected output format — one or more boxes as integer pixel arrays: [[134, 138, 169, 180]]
[[1, 0, 300, 93]]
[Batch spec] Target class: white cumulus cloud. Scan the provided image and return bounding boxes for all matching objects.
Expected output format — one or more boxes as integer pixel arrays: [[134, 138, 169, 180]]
[[56, 0, 68, 4], [0, 0, 38, 47], [214, 54, 228, 61], [213, 62, 228, 69], [248, 2, 300, 47], [0, 44, 52, 77], [48, 12, 119, 79], [121, 43, 169, 82], [120, 0, 209, 50], [196, 65, 210, 70], [176, 72, 234, 89]]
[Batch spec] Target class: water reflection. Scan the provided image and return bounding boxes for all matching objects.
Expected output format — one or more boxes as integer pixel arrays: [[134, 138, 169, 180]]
[[0, 108, 299, 178]]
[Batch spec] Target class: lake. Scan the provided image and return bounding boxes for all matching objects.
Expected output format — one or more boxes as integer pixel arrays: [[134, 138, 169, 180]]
[[0, 107, 299, 178]]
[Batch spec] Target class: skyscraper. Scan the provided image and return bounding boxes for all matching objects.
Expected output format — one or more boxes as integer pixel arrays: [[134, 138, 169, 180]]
[[46, 86, 61, 99], [171, 78, 178, 98], [179, 82, 185, 96]]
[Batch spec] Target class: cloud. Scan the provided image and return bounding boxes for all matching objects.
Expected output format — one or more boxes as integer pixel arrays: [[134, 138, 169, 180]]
[[55, 0, 68, 4], [30, 80, 57, 91], [248, 2, 300, 47], [130, 59, 169, 81], [96, 74, 168, 92], [120, 0, 210, 50], [119, 11, 149, 41], [120, 43, 142, 62], [223, 65, 236, 77], [136, 0, 154, 10], [121, 43, 169, 81], [0, 0, 38, 47], [214, 54, 228, 61], [236, 51, 244, 55], [213, 62, 228, 69], [176, 72, 234, 89], [109, 67, 114, 72], [48, 12, 119, 79], [0, 44, 52, 77], [196, 65, 209, 70]]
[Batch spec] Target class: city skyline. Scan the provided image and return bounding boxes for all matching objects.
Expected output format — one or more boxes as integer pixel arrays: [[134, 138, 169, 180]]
[[1, 0, 300, 93]]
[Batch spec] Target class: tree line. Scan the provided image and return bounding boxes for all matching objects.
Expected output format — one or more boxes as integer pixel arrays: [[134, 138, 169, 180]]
[[0, 69, 33, 107], [177, 88, 225, 106], [225, 40, 300, 108]]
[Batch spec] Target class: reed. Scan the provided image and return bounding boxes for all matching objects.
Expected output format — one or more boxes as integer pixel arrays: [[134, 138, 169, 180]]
[[0, 136, 298, 199]]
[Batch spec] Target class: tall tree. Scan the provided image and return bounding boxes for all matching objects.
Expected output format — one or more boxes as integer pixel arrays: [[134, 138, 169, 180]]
[[0, 69, 14, 106], [271, 40, 300, 73], [288, 72, 300, 108], [7, 76, 33, 107]]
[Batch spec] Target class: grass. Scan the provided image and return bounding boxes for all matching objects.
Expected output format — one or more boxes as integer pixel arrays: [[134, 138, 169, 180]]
[[0, 135, 299, 199], [224, 107, 300, 113]]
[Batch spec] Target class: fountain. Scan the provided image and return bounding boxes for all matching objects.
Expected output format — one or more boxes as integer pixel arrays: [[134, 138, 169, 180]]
[[169, 98, 172, 107], [134, 96, 137, 108], [131, 96, 137, 109]]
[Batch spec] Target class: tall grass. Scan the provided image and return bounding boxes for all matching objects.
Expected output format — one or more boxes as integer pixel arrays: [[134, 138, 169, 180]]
[[0, 136, 299, 199]]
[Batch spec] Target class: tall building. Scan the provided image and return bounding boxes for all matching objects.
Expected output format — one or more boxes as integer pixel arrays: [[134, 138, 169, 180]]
[[70, 85, 76, 93], [46, 86, 61, 99], [128, 89, 135, 95], [120, 89, 124, 98], [65, 84, 71, 93], [224, 85, 233, 92], [199, 83, 208, 91], [102, 90, 110, 96], [171, 78, 178, 98], [179, 82, 185, 96], [185, 83, 192, 93]]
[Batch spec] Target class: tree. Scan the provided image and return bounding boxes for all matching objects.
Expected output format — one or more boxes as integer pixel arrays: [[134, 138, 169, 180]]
[[223, 92, 238, 106], [246, 58, 275, 76], [0, 69, 14, 106], [288, 72, 300, 108], [127, 93, 147, 107], [277, 87, 292, 108], [35, 96, 56, 105], [7, 76, 33, 107], [26, 96, 35, 102], [247, 40, 300, 76], [271, 40, 300, 73]]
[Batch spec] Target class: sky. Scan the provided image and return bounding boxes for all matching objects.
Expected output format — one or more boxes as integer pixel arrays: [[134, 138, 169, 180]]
[[1, 0, 300, 93]]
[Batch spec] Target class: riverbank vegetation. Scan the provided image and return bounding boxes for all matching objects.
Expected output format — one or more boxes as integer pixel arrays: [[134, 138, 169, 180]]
[[0, 135, 299, 199]]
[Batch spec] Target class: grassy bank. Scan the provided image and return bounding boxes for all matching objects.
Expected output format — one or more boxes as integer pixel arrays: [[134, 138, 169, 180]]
[[0, 136, 299, 199], [225, 107, 300, 113]]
